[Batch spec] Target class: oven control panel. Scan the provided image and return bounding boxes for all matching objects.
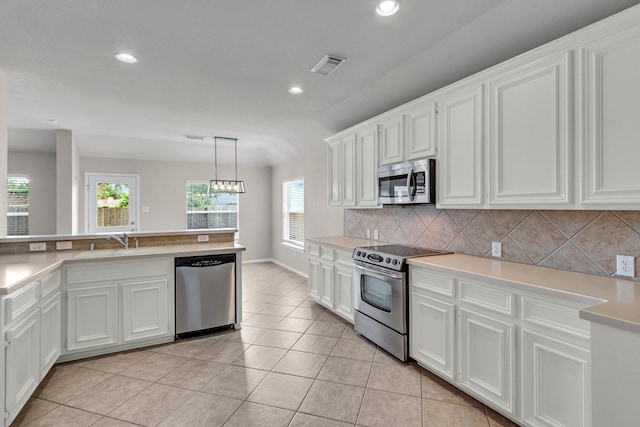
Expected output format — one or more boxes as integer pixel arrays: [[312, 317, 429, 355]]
[[353, 249, 404, 270]]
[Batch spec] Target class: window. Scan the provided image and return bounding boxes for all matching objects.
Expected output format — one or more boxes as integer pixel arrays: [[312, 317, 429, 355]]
[[186, 181, 239, 233], [283, 177, 304, 248], [7, 176, 29, 236]]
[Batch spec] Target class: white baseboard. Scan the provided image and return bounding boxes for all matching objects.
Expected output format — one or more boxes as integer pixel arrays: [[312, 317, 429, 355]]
[[243, 258, 308, 279]]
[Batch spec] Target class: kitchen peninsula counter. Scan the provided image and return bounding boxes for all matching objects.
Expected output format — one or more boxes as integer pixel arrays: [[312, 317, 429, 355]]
[[0, 242, 245, 294]]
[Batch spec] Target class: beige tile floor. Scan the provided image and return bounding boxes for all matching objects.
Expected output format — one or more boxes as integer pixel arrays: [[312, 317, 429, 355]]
[[12, 262, 520, 427]]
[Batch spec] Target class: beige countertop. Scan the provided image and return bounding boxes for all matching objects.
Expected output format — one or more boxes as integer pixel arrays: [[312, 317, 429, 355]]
[[306, 236, 377, 252], [0, 242, 245, 295], [409, 253, 640, 333]]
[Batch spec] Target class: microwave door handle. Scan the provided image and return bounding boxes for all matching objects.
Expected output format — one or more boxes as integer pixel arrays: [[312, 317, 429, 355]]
[[406, 168, 416, 201]]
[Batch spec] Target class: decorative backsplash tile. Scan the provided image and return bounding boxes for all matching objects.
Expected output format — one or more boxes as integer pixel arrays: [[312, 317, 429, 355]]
[[344, 207, 640, 280]]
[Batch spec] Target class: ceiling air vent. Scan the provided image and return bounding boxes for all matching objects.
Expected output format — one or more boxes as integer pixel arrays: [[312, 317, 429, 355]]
[[311, 55, 346, 76]]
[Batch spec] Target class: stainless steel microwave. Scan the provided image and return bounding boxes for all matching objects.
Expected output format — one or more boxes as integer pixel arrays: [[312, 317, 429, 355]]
[[377, 159, 436, 205]]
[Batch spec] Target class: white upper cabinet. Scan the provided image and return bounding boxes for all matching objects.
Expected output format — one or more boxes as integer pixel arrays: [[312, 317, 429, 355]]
[[356, 125, 380, 207], [379, 114, 406, 165], [404, 98, 437, 160], [487, 51, 572, 208], [437, 84, 484, 208], [326, 127, 380, 209], [327, 135, 356, 207], [579, 23, 640, 207]]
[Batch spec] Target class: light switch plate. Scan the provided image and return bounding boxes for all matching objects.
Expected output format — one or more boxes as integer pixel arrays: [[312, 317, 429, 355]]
[[29, 242, 47, 252], [56, 241, 73, 250], [197, 235, 210, 242]]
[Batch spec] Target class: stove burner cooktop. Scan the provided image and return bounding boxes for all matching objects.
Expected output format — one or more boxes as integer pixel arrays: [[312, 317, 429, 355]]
[[352, 244, 451, 271]]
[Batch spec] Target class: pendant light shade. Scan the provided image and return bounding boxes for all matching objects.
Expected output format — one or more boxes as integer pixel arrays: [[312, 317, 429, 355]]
[[209, 136, 246, 193]]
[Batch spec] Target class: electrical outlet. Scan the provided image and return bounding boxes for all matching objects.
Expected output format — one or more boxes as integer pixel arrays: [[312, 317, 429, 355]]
[[29, 242, 46, 252], [491, 241, 502, 258], [197, 235, 209, 242], [56, 241, 73, 250], [616, 255, 635, 277], [373, 229, 379, 240], [366, 229, 371, 239]]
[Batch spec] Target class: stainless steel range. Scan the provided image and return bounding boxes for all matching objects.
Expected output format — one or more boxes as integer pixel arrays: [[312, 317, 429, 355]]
[[353, 244, 451, 361]]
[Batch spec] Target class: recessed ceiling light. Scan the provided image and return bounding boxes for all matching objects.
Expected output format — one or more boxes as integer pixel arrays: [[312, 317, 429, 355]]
[[288, 86, 304, 95], [48, 119, 58, 124], [114, 52, 138, 64], [375, 0, 400, 16]]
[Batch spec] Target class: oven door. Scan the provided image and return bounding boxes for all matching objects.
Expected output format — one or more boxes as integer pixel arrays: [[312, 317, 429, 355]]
[[353, 262, 407, 334]]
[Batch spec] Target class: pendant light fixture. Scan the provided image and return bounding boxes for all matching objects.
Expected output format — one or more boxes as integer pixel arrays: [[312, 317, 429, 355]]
[[210, 136, 246, 193]]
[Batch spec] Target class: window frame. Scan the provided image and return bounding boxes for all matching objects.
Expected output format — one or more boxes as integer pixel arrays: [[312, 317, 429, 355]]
[[186, 180, 240, 240], [282, 176, 304, 250]]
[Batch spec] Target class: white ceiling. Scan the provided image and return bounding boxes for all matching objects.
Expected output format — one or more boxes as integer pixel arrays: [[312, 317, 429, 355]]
[[2, 0, 639, 166]]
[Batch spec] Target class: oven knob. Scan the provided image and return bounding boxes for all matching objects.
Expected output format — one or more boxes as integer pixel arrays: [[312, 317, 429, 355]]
[[392, 259, 399, 265], [385, 258, 391, 263], [361, 252, 366, 258], [356, 251, 361, 257]]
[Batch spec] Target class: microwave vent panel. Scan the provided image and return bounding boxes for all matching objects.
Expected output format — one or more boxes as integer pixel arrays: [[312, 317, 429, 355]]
[[311, 55, 346, 76]]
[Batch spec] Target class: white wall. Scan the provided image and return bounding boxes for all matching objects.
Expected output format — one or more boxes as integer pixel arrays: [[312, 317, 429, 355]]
[[79, 157, 272, 261], [271, 149, 344, 274], [0, 71, 7, 237], [8, 152, 57, 235]]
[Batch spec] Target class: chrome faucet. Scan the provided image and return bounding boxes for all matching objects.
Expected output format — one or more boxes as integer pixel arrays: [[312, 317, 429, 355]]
[[106, 232, 129, 249]]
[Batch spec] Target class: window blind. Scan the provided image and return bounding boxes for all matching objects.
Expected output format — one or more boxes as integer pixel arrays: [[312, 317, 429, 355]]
[[285, 178, 304, 244]]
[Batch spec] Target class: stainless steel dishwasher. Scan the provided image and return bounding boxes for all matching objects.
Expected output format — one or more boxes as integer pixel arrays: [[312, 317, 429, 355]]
[[175, 253, 236, 338]]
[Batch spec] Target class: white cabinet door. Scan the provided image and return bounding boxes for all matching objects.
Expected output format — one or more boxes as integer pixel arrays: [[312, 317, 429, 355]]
[[356, 125, 380, 207], [39, 292, 61, 377], [404, 99, 437, 160], [522, 330, 591, 427], [580, 25, 640, 206], [122, 279, 169, 342], [319, 262, 334, 308], [488, 52, 572, 207], [334, 265, 353, 322], [5, 308, 40, 424], [458, 308, 516, 416], [327, 135, 356, 207], [67, 285, 118, 351], [379, 114, 405, 165], [308, 258, 321, 300], [437, 84, 484, 207], [410, 291, 456, 381], [327, 139, 342, 207]]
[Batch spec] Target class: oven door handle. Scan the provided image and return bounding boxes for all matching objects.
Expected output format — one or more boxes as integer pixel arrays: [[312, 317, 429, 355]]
[[353, 262, 403, 280], [406, 168, 416, 201]]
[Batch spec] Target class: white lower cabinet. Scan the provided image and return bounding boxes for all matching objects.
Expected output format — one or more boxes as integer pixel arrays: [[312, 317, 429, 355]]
[[410, 291, 455, 381], [64, 258, 173, 356], [67, 284, 119, 351], [306, 241, 354, 323], [522, 330, 591, 427], [458, 308, 516, 416], [333, 265, 354, 321], [410, 265, 591, 426], [39, 292, 61, 377], [5, 308, 40, 423], [3, 270, 61, 426], [122, 279, 169, 342]]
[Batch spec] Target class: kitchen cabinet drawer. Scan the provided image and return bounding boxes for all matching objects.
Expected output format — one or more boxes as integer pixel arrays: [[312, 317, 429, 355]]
[[40, 270, 61, 299], [307, 243, 321, 257], [334, 249, 353, 267], [522, 296, 590, 341], [320, 247, 335, 262], [4, 281, 39, 324], [411, 268, 455, 298], [67, 260, 169, 285], [459, 280, 515, 317]]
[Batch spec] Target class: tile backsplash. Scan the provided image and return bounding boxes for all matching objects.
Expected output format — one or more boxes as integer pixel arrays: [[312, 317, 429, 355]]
[[344, 207, 640, 280]]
